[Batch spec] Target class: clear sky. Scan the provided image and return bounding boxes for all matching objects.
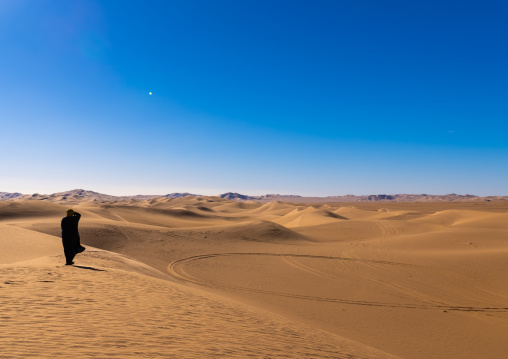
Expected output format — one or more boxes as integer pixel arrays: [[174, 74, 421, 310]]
[[1, 0, 507, 196]]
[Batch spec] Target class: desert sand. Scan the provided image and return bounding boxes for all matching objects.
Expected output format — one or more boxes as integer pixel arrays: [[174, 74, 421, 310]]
[[1, 197, 507, 358]]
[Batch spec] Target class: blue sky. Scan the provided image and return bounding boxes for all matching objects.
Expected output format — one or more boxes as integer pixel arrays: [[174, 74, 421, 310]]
[[1, 0, 507, 196]]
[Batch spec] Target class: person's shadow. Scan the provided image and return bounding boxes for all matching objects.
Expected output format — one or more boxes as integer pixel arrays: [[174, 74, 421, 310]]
[[73, 265, 106, 272]]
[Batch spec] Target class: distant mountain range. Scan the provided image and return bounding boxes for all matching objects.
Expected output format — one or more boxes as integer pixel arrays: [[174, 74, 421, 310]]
[[218, 192, 508, 202], [0, 189, 507, 203]]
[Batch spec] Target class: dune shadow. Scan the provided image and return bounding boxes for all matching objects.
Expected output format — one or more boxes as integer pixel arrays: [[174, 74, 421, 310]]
[[73, 265, 106, 272]]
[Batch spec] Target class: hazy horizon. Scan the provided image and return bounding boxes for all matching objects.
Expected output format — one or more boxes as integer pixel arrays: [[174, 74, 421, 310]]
[[1, 186, 503, 198]]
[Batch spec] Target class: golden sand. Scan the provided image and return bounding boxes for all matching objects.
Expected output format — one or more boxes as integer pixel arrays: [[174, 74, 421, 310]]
[[1, 198, 507, 358]]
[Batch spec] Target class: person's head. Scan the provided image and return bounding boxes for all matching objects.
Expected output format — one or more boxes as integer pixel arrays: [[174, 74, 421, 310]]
[[66, 209, 74, 217]]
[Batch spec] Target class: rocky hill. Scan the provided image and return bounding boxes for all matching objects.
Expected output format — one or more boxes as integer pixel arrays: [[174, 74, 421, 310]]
[[323, 193, 495, 202], [162, 193, 201, 199], [0, 189, 159, 204], [0, 192, 24, 200], [219, 192, 254, 200]]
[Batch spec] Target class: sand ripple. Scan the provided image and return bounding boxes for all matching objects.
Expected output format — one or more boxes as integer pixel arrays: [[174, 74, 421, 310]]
[[0, 252, 397, 359]]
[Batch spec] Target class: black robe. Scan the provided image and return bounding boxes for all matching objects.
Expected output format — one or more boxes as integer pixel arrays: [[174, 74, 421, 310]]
[[61, 212, 83, 262]]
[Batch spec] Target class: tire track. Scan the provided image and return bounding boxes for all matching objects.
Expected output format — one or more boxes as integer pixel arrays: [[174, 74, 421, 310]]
[[277, 245, 339, 280], [167, 253, 508, 312]]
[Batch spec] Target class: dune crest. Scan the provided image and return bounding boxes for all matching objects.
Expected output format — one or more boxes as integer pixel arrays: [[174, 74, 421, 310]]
[[275, 207, 348, 227]]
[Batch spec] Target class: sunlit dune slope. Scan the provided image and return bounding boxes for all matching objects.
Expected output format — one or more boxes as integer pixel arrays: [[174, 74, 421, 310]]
[[0, 201, 65, 221], [0, 225, 398, 359], [211, 201, 262, 212], [275, 207, 348, 227], [247, 201, 297, 215]]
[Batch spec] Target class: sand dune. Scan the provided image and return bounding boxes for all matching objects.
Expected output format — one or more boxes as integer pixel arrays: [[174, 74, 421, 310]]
[[1, 199, 508, 358], [333, 206, 381, 219], [212, 201, 262, 213], [195, 219, 310, 242], [79, 204, 237, 228], [247, 201, 297, 215], [0, 201, 65, 221], [275, 207, 348, 228], [418, 210, 508, 229], [414, 209, 487, 226], [0, 225, 397, 359]]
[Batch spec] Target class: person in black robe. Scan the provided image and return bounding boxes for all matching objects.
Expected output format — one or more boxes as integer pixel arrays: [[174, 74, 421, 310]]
[[61, 209, 85, 265]]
